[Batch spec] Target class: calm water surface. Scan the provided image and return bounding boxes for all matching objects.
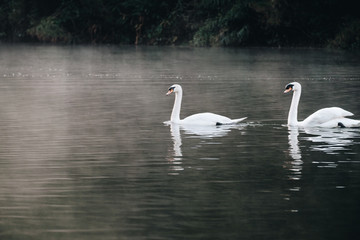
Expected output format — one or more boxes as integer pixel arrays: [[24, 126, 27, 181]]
[[0, 45, 359, 240]]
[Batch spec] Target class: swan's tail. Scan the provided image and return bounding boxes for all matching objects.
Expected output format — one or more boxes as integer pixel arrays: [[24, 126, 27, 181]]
[[216, 117, 247, 125], [231, 117, 247, 124]]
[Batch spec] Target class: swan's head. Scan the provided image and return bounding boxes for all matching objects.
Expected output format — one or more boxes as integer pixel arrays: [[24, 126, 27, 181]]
[[284, 82, 301, 93], [166, 84, 182, 96]]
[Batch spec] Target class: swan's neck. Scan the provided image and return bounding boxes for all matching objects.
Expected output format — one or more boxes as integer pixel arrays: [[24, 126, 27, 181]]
[[171, 90, 182, 123], [288, 89, 301, 126]]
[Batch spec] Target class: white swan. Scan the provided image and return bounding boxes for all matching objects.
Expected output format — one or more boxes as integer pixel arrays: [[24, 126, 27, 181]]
[[166, 84, 247, 125], [284, 82, 360, 128]]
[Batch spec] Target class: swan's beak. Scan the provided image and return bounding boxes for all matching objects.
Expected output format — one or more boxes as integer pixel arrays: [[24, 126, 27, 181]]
[[284, 88, 292, 93], [284, 84, 294, 93], [166, 89, 174, 96]]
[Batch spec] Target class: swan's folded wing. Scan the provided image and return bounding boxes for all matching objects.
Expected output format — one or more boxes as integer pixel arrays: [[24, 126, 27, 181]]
[[319, 118, 360, 128], [302, 107, 353, 126], [182, 112, 232, 125]]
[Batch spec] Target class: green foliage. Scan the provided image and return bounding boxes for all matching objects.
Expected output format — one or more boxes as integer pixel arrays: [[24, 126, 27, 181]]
[[192, 1, 252, 47], [0, 6, 7, 39], [329, 19, 360, 49], [27, 16, 71, 42], [0, 0, 359, 49], [192, 18, 220, 47]]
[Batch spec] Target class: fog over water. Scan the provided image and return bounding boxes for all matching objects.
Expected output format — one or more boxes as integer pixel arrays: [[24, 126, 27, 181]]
[[0, 44, 359, 240]]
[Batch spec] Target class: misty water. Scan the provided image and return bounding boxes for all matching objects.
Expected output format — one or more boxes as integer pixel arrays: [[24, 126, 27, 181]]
[[0, 44, 359, 240]]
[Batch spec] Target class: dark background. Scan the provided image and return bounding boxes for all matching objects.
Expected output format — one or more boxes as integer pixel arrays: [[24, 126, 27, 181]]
[[0, 0, 359, 49]]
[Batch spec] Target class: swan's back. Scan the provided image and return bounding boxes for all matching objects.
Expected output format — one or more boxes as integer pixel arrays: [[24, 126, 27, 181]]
[[301, 107, 354, 126]]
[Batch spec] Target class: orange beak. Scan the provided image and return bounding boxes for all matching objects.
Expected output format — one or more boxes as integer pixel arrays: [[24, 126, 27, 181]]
[[284, 88, 292, 93], [166, 89, 174, 95]]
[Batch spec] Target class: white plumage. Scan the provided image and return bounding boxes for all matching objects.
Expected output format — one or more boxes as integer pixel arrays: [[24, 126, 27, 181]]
[[166, 84, 246, 126], [284, 82, 360, 128]]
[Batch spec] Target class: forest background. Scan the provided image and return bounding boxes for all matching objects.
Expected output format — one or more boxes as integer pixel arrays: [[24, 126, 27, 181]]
[[0, 0, 359, 49]]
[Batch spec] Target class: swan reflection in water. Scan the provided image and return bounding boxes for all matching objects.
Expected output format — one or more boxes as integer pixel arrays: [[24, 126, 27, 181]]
[[287, 125, 360, 186], [286, 126, 360, 203], [302, 127, 360, 154], [288, 126, 360, 158], [287, 126, 303, 181], [165, 121, 245, 175]]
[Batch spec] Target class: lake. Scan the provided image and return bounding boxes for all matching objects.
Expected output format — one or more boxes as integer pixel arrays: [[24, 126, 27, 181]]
[[0, 44, 359, 240]]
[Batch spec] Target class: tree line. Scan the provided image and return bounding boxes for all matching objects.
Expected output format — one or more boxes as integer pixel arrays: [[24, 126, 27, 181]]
[[0, 0, 359, 49]]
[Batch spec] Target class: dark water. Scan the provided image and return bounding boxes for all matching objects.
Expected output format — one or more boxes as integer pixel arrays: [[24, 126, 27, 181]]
[[0, 45, 359, 240]]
